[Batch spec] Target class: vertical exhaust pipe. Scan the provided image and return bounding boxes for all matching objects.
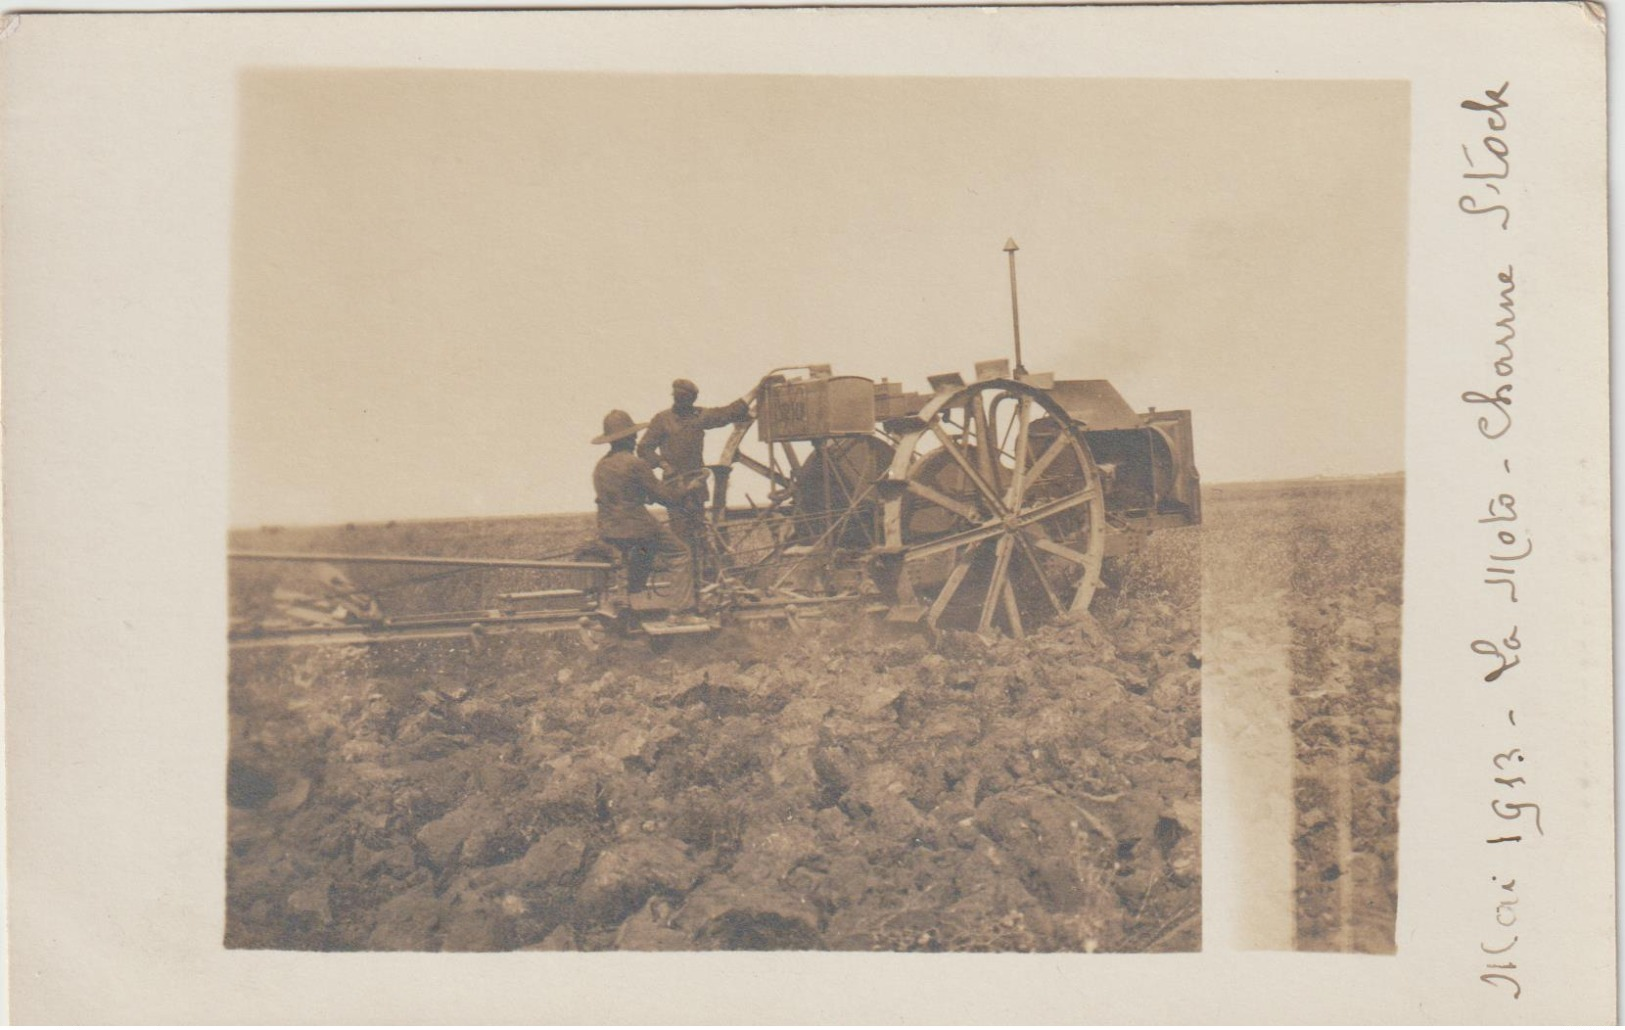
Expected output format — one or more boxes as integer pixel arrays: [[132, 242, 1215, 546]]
[[1004, 237, 1025, 377]]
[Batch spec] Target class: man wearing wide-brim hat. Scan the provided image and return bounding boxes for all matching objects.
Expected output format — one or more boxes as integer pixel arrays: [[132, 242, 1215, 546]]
[[592, 409, 703, 617]]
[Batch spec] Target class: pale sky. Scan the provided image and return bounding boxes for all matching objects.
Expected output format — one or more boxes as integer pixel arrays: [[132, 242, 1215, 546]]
[[230, 71, 1408, 526]]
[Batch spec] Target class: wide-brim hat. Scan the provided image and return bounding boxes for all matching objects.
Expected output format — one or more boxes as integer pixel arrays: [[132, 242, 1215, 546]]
[[592, 409, 646, 445]]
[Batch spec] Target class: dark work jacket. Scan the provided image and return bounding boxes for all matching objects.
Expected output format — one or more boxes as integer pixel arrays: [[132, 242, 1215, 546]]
[[593, 451, 688, 539], [637, 400, 750, 475]]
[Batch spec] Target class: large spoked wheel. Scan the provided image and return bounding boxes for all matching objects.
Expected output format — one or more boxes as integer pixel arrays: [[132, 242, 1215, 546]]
[[882, 378, 1105, 637], [712, 393, 895, 588], [791, 436, 894, 549]]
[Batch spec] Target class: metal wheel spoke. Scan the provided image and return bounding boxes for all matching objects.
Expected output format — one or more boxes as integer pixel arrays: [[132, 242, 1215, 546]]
[[1024, 435, 1071, 491], [929, 422, 1006, 515], [1014, 488, 1099, 528], [903, 517, 1004, 561], [1005, 396, 1031, 509], [1013, 532, 1064, 614], [780, 442, 802, 474], [969, 392, 999, 490], [978, 535, 1015, 635], [997, 397, 1019, 456], [735, 452, 795, 491], [826, 444, 859, 503], [831, 449, 872, 546], [926, 550, 977, 629], [1001, 580, 1025, 639], [1031, 535, 1097, 567], [905, 480, 981, 523]]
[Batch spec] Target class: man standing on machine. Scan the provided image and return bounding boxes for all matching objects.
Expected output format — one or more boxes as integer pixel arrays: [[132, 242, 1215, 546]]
[[637, 378, 750, 557]]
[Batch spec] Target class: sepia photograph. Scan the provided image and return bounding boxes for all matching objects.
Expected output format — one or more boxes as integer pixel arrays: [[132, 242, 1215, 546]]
[[4, 4, 1612, 1022], [225, 70, 1403, 954]]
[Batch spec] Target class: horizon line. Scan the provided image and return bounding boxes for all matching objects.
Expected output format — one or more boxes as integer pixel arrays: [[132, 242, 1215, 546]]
[[227, 469, 1406, 533]]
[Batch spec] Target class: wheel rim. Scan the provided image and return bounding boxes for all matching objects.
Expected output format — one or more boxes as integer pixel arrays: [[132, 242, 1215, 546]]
[[884, 378, 1105, 636]]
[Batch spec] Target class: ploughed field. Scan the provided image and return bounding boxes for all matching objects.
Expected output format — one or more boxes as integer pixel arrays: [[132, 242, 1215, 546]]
[[1204, 476, 1404, 953], [227, 516, 1203, 952], [225, 475, 1402, 953]]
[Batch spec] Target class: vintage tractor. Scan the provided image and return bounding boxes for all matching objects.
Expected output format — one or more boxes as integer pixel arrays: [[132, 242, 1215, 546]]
[[228, 360, 1198, 648], [689, 358, 1200, 637]]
